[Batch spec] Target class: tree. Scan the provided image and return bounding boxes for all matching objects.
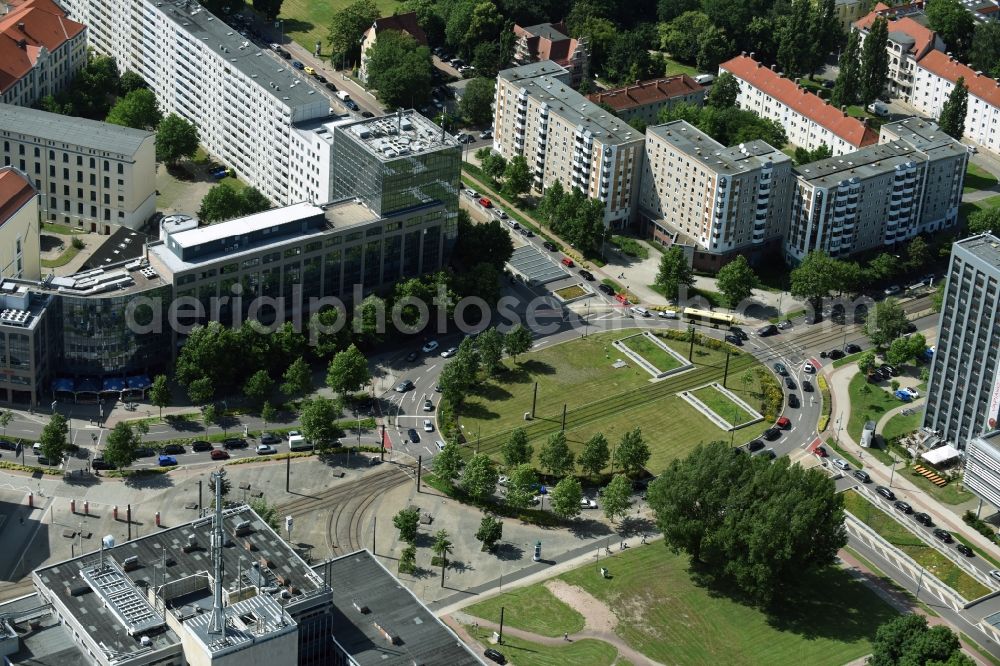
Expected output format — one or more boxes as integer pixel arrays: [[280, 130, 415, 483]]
[[463, 1, 504, 58], [504, 324, 533, 362], [472, 41, 502, 77], [858, 350, 877, 376], [438, 355, 473, 407], [615, 428, 650, 477], [281, 357, 313, 399], [907, 333, 927, 362], [790, 251, 838, 310], [905, 236, 931, 272], [539, 431, 575, 478], [460, 77, 496, 125], [399, 544, 417, 573], [188, 376, 214, 406], [327, 0, 379, 65], [864, 298, 909, 348], [39, 413, 68, 466], [937, 76, 968, 140], [156, 113, 200, 165], [776, 0, 814, 79], [654, 246, 694, 301], [831, 30, 861, 108], [970, 22, 1000, 78], [660, 11, 712, 63], [260, 401, 278, 426], [248, 496, 280, 530], [550, 477, 583, 520], [198, 182, 271, 224], [432, 528, 453, 572], [365, 30, 434, 108], [202, 403, 218, 428], [886, 337, 914, 367], [697, 25, 734, 73], [859, 16, 889, 105], [299, 396, 342, 447], [481, 152, 507, 182], [243, 369, 274, 405], [793, 144, 833, 166], [326, 344, 370, 397], [968, 206, 1000, 235], [869, 614, 973, 666], [706, 71, 739, 109], [433, 440, 464, 482], [579, 433, 610, 478], [462, 453, 500, 500], [207, 471, 232, 501], [394, 506, 420, 544], [252, 0, 284, 20], [0, 409, 11, 439], [453, 212, 514, 270], [477, 327, 505, 376], [926, 0, 976, 61], [504, 464, 538, 511], [475, 514, 503, 552], [118, 70, 147, 94], [716, 256, 758, 309], [105, 88, 161, 130], [601, 474, 632, 523], [353, 294, 387, 346], [867, 252, 901, 283], [501, 428, 533, 468], [502, 155, 532, 199], [103, 422, 138, 469], [149, 374, 170, 419]]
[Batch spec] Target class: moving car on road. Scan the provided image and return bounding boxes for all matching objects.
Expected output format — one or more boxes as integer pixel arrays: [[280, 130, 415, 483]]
[[422, 340, 439, 353], [395, 380, 414, 392], [407, 428, 420, 443], [423, 419, 434, 432], [256, 444, 277, 455], [211, 449, 230, 460]]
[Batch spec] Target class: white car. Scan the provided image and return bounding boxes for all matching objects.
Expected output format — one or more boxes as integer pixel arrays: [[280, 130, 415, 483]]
[[440, 347, 458, 358], [435, 440, 446, 451], [803, 362, 815, 374], [423, 399, 434, 412], [256, 444, 277, 455], [423, 419, 434, 432], [580, 498, 598, 509], [777, 320, 792, 330], [832, 458, 850, 471], [904, 386, 920, 398], [657, 310, 678, 319], [464, 188, 479, 198], [287, 430, 301, 439], [421, 340, 439, 353], [495, 209, 508, 220], [883, 285, 901, 296]]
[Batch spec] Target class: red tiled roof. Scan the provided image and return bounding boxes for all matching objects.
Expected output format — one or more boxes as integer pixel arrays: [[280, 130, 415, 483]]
[[0, 0, 85, 93], [587, 75, 704, 111], [369, 12, 427, 47], [917, 50, 1000, 108], [720, 55, 879, 148], [513, 22, 579, 66], [0, 168, 36, 227], [853, 12, 937, 57]]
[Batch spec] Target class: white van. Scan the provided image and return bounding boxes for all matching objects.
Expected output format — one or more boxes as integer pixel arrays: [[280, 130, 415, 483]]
[[288, 434, 313, 451], [866, 101, 888, 117], [336, 90, 351, 102], [657, 309, 678, 319], [631, 306, 651, 317], [694, 74, 715, 85]]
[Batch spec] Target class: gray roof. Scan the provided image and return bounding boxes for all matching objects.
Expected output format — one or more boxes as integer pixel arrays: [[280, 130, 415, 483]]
[[335, 110, 459, 161], [0, 600, 92, 666], [499, 61, 569, 83], [793, 141, 924, 188], [520, 22, 570, 41], [155, 0, 327, 110], [316, 550, 484, 666], [879, 117, 970, 159], [648, 120, 789, 175], [955, 233, 1000, 268], [0, 103, 151, 157]]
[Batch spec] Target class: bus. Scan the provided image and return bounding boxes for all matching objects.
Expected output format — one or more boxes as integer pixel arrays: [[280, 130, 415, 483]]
[[682, 307, 735, 328]]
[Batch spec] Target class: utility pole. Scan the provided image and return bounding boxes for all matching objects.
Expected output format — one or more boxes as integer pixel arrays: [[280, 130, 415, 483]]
[[285, 452, 291, 492], [127, 504, 132, 541], [372, 517, 376, 555], [722, 350, 731, 387], [688, 325, 695, 361], [417, 455, 422, 492], [380, 424, 386, 461], [531, 382, 538, 418], [198, 480, 203, 513], [498, 607, 505, 644]]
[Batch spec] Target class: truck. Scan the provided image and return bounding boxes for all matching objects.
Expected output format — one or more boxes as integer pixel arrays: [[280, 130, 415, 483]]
[[288, 434, 313, 451], [336, 90, 351, 102]]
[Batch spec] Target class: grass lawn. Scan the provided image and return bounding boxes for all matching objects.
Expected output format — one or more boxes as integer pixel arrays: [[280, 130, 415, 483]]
[[662, 56, 699, 77], [555, 285, 587, 300], [457, 330, 769, 472], [463, 625, 619, 666], [465, 585, 585, 638], [844, 491, 990, 600], [903, 467, 974, 506], [40, 244, 81, 268], [41, 222, 85, 235], [278, 0, 403, 55], [619, 334, 684, 373], [847, 373, 904, 442], [881, 410, 923, 442], [554, 543, 897, 665], [965, 163, 998, 194], [690, 385, 754, 426], [610, 235, 649, 259]]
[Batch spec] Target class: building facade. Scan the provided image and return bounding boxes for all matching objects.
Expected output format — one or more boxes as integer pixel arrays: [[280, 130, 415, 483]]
[[494, 63, 644, 227], [512, 22, 589, 85], [58, 0, 334, 206], [923, 234, 1000, 449], [638, 120, 793, 270], [586, 75, 706, 126], [0, 167, 40, 281], [965, 431, 1000, 511], [853, 4, 943, 102], [720, 54, 879, 156], [0, 0, 87, 108], [0, 103, 156, 231], [786, 118, 966, 263], [359, 12, 427, 83]]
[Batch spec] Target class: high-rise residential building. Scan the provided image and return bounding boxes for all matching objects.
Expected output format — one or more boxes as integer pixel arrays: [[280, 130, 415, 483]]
[[359, 12, 428, 83], [58, 0, 334, 205], [638, 120, 793, 270], [0, 0, 87, 107], [511, 22, 589, 85], [912, 51, 1000, 155], [852, 3, 943, 102], [586, 75, 706, 127], [786, 117, 966, 263], [720, 54, 879, 156], [0, 102, 156, 231], [493, 62, 645, 227], [0, 167, 40, 281], [923, 234, 1000, 449]]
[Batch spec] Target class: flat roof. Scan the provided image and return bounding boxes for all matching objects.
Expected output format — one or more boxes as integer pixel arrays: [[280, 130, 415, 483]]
[[168, 202, 323, 249], [879, 117, 969, 159], [0, 102, 151, 157], [499, 61, 569, 83], [793, 141, 924, 187], [336, 110, 458, 161], [955, 233, 1000, 267], [0, 596, 92, 666], [317, 550, 483, 666], [155, 0, 326, 109], [648, 120, 789, 175]]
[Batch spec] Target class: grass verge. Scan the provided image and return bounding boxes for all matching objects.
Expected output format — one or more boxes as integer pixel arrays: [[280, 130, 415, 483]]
[[881, 410, 923, 442], [463, 625, 618, 666], [903, 467, 973, 506], [464, 585, 585, 637], [554, 285, 587, 300], [847, 372, 902, 442], [690, 385, 753, 425], [619, 333, 683, 373], [40, 244, 81, 268], [825, 438, 864, 470], [41, 222, 86, 235], [964, 162, 998, 194]]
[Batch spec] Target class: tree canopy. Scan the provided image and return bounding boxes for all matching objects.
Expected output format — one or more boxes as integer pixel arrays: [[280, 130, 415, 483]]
[[365, 30, 434, 108], [453, 212, 514, 271], [654, 246, 694, 301], [39, 413, 69, 466], [859, 16, 889, 105], [299, 397, 342, 447], [326, 344, 370, 396], [658, 103, 788, 148], [327, 0, 380, 66], [539, 431, 576, 477], [156, 114, 200, 165], [460, 77, 496, 125], [462, 453, 500, 499], [715, 256, 758, 309], [106, 88, 162, 130], [864, 297, 909, 348], [869, 614, 973, 666], [937, 77, 968, 140], [926, 0, 976, 61], [198, 183, 271, 224]]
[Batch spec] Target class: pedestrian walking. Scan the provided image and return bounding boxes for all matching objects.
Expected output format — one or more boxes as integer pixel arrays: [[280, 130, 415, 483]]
[[564, 632, 569, 641]]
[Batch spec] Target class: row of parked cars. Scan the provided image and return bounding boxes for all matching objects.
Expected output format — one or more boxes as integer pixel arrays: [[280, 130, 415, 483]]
[[90, 433, 296, 470]]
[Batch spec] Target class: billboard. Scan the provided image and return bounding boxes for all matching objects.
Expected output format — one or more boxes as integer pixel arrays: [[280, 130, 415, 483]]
[[988, 361, 1000, 431]]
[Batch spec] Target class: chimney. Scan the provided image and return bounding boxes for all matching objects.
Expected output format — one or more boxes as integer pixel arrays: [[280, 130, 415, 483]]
[[771, 64, 777, 71], [17, 21, 24, 31], [741, 51, 747, 56], [795, 77, 801, 85], [750, 52, 756, 60]]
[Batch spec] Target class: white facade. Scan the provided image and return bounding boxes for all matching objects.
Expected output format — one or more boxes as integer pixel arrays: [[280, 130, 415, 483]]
[[912, 52, 1000, 155]]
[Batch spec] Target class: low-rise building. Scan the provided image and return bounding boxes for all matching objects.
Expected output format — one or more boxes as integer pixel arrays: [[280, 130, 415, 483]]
[[786, 117, 966, 263], [834, 0, 869, 32], [965, 430, 1000, 511], [493, 62, 644, 227], [638, 120, 793, 271], [0, 0, 87, 108], [359, 12, 428, 83], [720, 53, 879, 156], [0, 167, 40, 281], [512, 22, 589, 85], [586, 75, 706, 127], [853, 2, 943, 102], [0, 102, 156, 231]]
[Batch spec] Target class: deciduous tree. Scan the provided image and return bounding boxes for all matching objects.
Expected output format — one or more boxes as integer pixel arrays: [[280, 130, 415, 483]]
[[501, 155, 532, 199], [243, 369, 274, 405], [615, 428, 650, 477], [477, 327, 505, 376], [299, 397, 342, 446], [459, 77, 496, 125], [938, 76, 968, 140], [550, 477, 583, 520], [869, 614, 973, 666], [433, 440, 464, 482], [926, 0, 976, 61], [462, 453, 500, 500], [39, 413, 68, 466], [501, 428, 533, 468], [579, 433, 610, 478], [654, 246, 694, 301], [864, 298, 909, 348], [504, 464, 538, 511], [327, 0, 379, 65], [156, 114, 200, 165], [970, 22, 1000, 78], [539, 431, 575, 478], [504, 325, 533, 362], [281, 357, 313, 399], [393, 506, 420, 544], [103, 422, 139, 470], [475, 514, 503, 551], [365, 30, 434, 108], [326, 344, 370, 396], [601, 474, 632, 523], [790, 251, 838, 310], [105, 89, 161, 130], [716, 256, 758, 309], [706, 71, 739, 109], [149, 374, 170, 419], [188, 377, 214, 406], [453, 212, 514, 271]]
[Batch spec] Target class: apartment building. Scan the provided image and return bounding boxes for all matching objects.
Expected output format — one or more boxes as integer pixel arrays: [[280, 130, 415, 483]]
[[924, 234, 1000, 449], [494, 62, 645, 227], [359, 12, 427, 83], [786, 118, 966, 263], [912, 50, 1000, 155], [0, 167, 40, 281], [638, 121, 792, 270], [0, 102, 156, 231], [0, 0, 87, 107], [834, 0, 868, 32], [586, 75, 706, 126], [853, 2, 943, 101], [59, 0, 333, 205], [720, 54, 879, 156], [512, 22, 589, 85]]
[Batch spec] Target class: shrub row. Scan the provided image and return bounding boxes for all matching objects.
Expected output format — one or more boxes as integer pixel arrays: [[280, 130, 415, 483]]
[[963, 511, 999, 545]]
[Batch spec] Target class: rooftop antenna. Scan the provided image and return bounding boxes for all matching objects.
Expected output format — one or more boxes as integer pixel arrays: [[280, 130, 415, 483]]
[[208, 469, 227, 635], [397, 107, 403, 133]]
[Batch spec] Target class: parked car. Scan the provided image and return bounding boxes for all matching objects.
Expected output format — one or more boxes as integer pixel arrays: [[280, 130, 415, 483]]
[[580, 498, 598, 509], [932, 528, 953, 544], [324, 81, 338, 92], [845, 343, 862, 354], [760, 449, 777, 460], [957, 544, 974, 557], [405, 351, 418, 362], [747, 439, 765, 452], [725, 334, 742, 346], [395, 379, 414, 392], [542, 241, 557, 251], [883, 284, 901, 296], [893, 500, 913, 514], [422, 340, 440, 353], [484, 648, 507, 664], [814, 445, 828, 457], [441, 347, 458, 358], [0, 440, 14, 451], [291, 60, 304, 70], [777, 319, 792, 330], [211, 449, 230, 461], [435, 440, 446, 451], [773, 363, 788, 376], [478, 197, 492, 208], [832, 458, 850, 471], [776, 416, 791, 429], [827, 348, 845, 360], [903, 386, 920, 398], [223, 438, 248, 450], [914, 512, 933, 526], [260, 432, 280, 446], [598, 284, 615, 296], [457, 133, 474, 143], [256, 444, 277, 455], [162, 444, 185, 455], [787, 393, 799, 408], [91, 457, 114, 470], [561, 257, 575, 268], [479, 129, 493, 139], [191, 440, 213, 452], [158, 455, 178, 466], [423, 419, 434, 432], [579, 269, 595, 281], [658, 310, 678, 319], [876, 485, 896, 501], [763, 428, 781, 441], [894, 389, 912, 401], [852, 469, 871, 483], [802, 380, 814, 392], [361, 111, 374, 118], [991, 570, 1000, 583], [407, 428, 420, 443]]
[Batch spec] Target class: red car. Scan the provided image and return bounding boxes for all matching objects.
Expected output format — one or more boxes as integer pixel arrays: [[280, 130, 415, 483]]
[[210, 449, 230, 460], [814, 445, 828, 457], [776, 416, 791, 429], [479, 197, 492, 208]]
